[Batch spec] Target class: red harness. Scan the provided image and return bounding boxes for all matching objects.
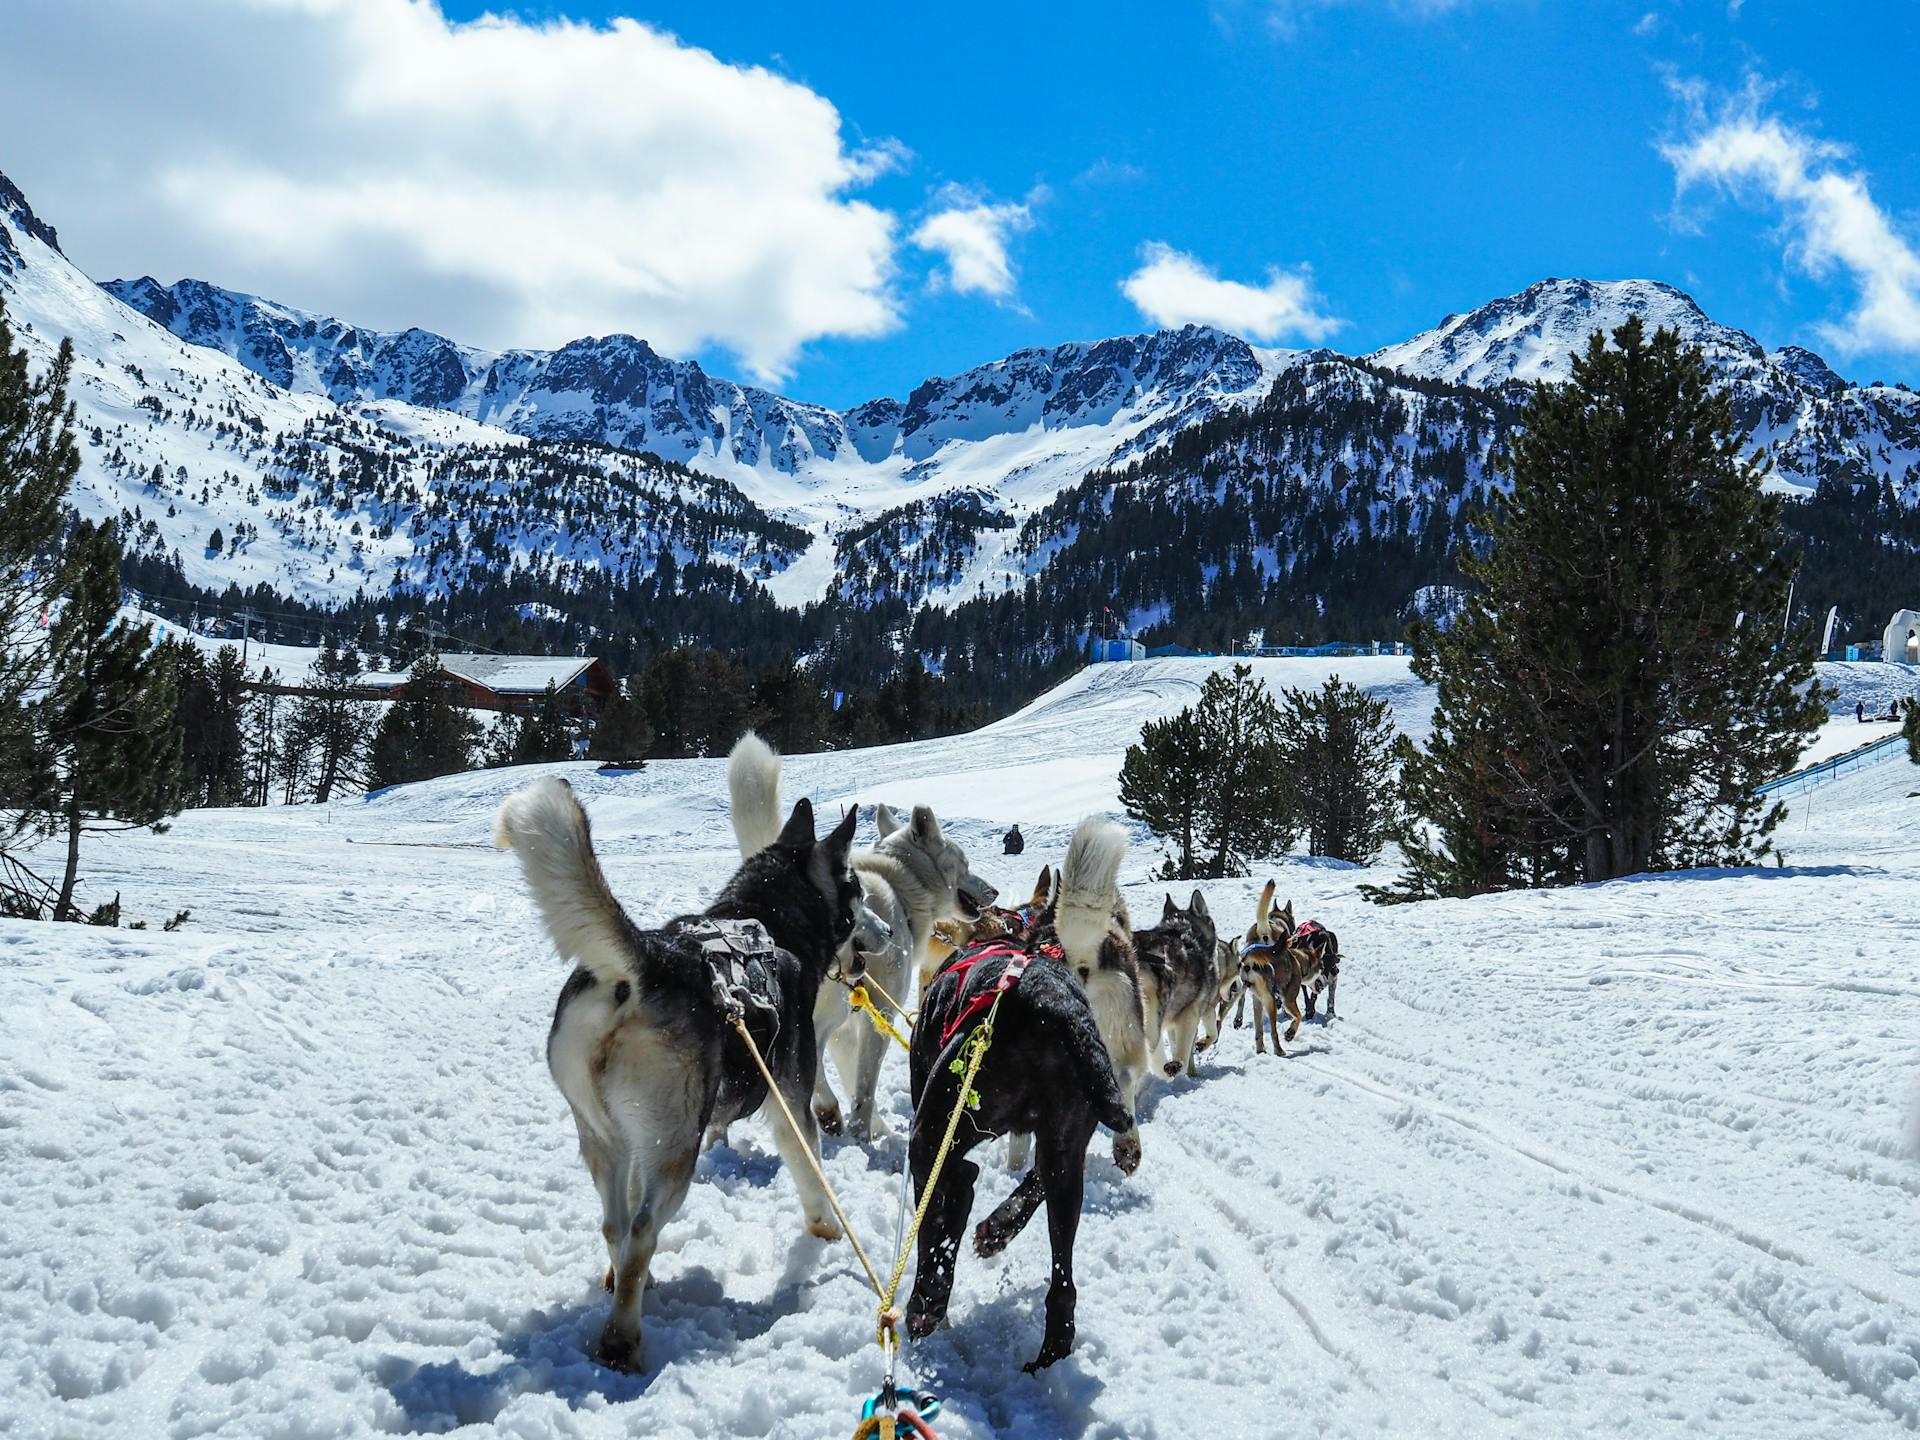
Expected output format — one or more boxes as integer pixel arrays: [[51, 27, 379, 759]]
[[939, 939, 1060, 1047], [1294, 920, 1324, 943]]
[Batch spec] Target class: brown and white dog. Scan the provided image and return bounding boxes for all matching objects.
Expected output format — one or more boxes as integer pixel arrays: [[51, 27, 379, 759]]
[[922, 864, 1053, 990], [1233, 881, 1340, 1056]]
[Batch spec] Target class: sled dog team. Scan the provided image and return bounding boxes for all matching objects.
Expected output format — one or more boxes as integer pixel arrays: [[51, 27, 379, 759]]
[[493, 733, 1344, 1375]]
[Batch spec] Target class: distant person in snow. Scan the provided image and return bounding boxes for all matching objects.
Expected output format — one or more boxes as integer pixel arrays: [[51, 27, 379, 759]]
[[1003, 824, 1024, 856], [1857, 700, 1866, 723]]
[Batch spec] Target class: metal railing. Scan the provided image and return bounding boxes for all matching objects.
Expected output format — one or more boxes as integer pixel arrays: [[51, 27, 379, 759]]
[[1756, 732, 1907, 799]]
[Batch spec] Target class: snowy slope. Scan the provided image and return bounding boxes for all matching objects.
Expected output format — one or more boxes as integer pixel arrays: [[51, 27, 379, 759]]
[[5, 656, 1918, 1438]]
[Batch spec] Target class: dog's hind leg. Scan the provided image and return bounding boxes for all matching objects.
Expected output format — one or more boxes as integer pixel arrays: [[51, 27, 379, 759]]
[[974, 1168, 1044, 1258], [1166, 1003, 1202, 1078], [1026, 1112, 1096, 1373], [906, 1143, 979, 1342], [1281, 985, 1305, 1044]]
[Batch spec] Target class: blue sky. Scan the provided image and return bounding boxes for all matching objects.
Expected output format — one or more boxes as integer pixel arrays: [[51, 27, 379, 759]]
[[5, 1, 1917, 405]]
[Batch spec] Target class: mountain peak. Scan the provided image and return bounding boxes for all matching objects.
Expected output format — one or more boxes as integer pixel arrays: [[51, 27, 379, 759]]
[[1369, 276, 1766, 389], [0, 169, 61, 255]]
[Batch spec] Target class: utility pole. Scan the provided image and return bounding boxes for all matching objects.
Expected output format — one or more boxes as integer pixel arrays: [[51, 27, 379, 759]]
[[240, 606, 253, 669]]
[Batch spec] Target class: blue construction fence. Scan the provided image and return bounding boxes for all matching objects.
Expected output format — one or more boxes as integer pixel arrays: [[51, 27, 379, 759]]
[[1089, 637, 1409, 664]]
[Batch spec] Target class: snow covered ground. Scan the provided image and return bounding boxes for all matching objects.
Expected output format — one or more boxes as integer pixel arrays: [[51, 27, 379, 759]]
[[4, 657, 1919, 1439]]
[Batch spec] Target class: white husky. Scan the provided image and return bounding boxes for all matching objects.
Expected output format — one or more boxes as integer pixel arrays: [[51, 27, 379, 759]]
[[728, 732, 998, 1141]]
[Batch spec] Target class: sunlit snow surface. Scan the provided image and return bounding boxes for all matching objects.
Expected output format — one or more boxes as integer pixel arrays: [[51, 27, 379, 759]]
[[4, 657, 1919, 1438]]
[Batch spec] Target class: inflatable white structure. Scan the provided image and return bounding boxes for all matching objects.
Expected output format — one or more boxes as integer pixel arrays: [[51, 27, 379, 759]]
[[1883, 609, 1920, 665]]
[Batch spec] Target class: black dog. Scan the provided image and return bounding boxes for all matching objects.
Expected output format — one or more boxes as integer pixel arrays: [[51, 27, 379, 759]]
[[906, 934, 1140, 1373], [496, 777, 876, 1372]]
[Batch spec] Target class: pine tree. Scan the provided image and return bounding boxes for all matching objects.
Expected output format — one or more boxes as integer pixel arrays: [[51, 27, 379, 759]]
[[1275, 674, 1396, 863], [368, 655, 479, 788], [588, 678, 652, 765], [1119, 664, 1293, 879], [35, 521, 185, 920], [245, 667, 284, 807], [1379, 319, 1826, 900], [1903, 698, 1919, 765], [0, 293, 79, 874], [1119, 705, 1212, 878], [282, 642, 375, 802], [510, 682, 573, 765]]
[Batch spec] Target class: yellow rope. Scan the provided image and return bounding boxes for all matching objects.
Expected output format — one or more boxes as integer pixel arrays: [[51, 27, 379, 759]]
[[858, 970, 914, 1030], [728, 971, 1012, 1368], [848, 985, 912, 1053], [875, 993, 1004, 1343], [728, 1015, 886, 1301]]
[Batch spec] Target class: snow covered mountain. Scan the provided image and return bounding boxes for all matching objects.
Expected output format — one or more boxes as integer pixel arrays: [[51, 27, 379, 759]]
[[0, 172, 806, 606], [1370, 277, 1920, 492], [8, 164, 1918, 631]]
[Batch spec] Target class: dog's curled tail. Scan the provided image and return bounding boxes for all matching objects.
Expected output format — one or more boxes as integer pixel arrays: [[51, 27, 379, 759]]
[[727, 731, 783, 859], [495, 778, 638, 989], [1054, 815, 1127, 948]]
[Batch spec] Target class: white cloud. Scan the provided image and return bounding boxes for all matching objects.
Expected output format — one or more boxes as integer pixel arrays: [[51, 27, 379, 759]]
[[911, 192, 1034, 302], [1663, 86, 1920, 355], [0, 0, 905, 381], [1120, 243, 1343, 342]]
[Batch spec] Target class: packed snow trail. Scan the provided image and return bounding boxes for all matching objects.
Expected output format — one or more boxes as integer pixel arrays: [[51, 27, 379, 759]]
[[4, 658, 1919, 1438]]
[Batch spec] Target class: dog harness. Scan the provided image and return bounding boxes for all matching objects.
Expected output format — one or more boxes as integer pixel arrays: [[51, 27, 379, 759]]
[[675, 917, 780, 1023], [938, 939, 1060, 1047]]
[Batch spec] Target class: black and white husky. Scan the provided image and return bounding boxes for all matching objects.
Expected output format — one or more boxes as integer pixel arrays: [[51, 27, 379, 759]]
[[1132, 891, 1219, 1078], [494, 775, 886, 1373], [728, 733, 997, 1142]]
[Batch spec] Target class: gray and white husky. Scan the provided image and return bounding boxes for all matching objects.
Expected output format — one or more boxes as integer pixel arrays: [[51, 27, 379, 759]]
[[495, 774, 888, 1373], [728, 732, 997, 1141]]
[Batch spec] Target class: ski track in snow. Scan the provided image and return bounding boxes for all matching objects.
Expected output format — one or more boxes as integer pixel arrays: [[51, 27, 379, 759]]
[[5, 657, 1920, 1438]]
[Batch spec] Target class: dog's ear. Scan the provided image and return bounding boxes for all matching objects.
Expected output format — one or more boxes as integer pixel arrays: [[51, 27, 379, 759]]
[[1189, 890, 1208, 919], [823, 804, 858, 861], [1162, 894, 1179, 922], [911, 804, 940, 844], [1030, 863, 1052, 906], [775, 797, 816, 849], [874, 803, 900, 838]]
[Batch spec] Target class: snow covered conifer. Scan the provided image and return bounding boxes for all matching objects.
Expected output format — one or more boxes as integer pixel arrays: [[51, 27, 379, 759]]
[[1381, 318, 1825, 898]]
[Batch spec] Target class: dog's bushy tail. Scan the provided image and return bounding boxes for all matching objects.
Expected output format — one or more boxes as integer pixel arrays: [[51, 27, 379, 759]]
[[727, 731, 783, 859], [495, 778, 639, 988], [1054, 816, 1127, 964]]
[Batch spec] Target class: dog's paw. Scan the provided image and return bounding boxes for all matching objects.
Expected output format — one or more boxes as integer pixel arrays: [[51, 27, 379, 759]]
[[814, 1102, 844, 1138], [806, 1215, 844, 1242], [594, 1330, 644, 1374], [1232, 1016, 1244, 1030], [906, 1299, 943, 1341], [1162, 1059, 1183, 1078], [1112, 1131, 1142, 1176]]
